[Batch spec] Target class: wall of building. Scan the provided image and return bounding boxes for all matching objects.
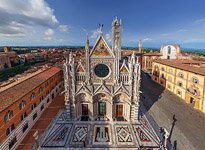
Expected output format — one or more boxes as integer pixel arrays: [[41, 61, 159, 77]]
[[152, 62, 205, 113], [0, 69, 63, 150]]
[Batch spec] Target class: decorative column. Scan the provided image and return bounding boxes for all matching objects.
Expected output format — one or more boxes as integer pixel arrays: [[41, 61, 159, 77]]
[[130, 55, 141, 122], [63, 55, 71, 119], [69, 53, 76, 120]]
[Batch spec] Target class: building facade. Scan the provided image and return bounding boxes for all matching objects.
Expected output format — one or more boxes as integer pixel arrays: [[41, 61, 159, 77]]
[[152, 60, 205, 113], [160, 44, 181, 59], [64, 18, 141, 122], [0, 67, 63, 150]]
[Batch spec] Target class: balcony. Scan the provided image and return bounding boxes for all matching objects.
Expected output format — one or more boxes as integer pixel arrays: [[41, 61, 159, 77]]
[[186, 87, 200, 98]]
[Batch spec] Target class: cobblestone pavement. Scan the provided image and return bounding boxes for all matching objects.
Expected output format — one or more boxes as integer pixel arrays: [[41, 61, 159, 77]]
[[17, 94, 65, 150], [140, 71, 205, 150]]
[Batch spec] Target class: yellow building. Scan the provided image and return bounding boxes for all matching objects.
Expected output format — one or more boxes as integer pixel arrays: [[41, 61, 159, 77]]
[[152, 59, 205, 113]]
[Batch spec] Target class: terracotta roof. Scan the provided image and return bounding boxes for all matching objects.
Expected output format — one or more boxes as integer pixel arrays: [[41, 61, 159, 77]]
[[154, 59, 205, 76], [0, 67, 61, 112], [143, 52, 162, 56]]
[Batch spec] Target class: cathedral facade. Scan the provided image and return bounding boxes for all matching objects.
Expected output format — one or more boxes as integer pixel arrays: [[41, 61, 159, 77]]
[[63, 18, 141, 122]]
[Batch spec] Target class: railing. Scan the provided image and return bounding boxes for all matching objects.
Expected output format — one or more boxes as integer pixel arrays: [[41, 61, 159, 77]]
[[187, 88, 200, 97]]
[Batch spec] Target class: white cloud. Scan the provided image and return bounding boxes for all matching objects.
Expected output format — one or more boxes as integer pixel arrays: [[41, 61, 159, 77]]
[[59, 25, 70, 33], [142, 38, 152, 42], [90, 29, 100, 39], [44, 28, 54, 40], [105, 33, 112, 42], [0, 0, 71, 40]]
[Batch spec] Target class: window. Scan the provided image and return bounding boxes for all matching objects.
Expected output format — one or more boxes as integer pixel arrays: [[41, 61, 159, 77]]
[[94, 64, 110, 78], [4, 110, 14, 123], [154, 65, 158, 71], [21, 112, 27, 121], [191, 77, 199, 84], [9, 136, 17, 149], [40, 96, 44, 102], [30, 92, 36, 100], [187, 87, 199, 96], [38, 87, 43, 93], [177, 82, 183, 87], [168, 46, 171, 54], [98, 102, 106, 116], [33, 113, 37, 120], [161, 73, 165, 78], [6, 124, 15, 136], [31, 103, 37, 111], [45, 82, 49, 88], [19, 100, 26, 110], [22, 123, 28, 133], [177, 90, 181, 95], [168, 76, 172, 82], [40, 104, 44, 111], [161, 66, 165, 71], [167, 84, 171, 89], [47, 98, 50, 103], [168, 69, 173, 74], [178, 72, 184, 78]]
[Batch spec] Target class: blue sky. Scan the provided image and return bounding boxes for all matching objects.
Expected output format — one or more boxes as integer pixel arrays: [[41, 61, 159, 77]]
[[0, 0, 205, 49]]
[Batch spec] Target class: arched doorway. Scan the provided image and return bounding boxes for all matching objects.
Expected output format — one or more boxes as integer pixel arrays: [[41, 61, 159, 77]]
[[75, 92, 92, 121], [93, 93, 112, 121], [113, 93, 130, 121]]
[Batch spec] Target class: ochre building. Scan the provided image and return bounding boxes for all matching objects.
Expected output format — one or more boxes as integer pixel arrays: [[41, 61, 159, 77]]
[[152, 59, 205, 113]]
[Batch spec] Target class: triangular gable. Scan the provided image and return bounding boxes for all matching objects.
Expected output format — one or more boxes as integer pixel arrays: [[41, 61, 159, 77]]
[[114, 84, 130, 96], [94, 84, 111, 95], [120, 64, 129, 73], [90, 36, 114, 58], [76, 84, 91, 95], [76, 63, 85, 72]]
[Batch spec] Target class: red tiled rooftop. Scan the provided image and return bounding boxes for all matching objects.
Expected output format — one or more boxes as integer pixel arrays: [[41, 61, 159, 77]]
[[0, 67, 61, 112], [154, 59, 205, 76]]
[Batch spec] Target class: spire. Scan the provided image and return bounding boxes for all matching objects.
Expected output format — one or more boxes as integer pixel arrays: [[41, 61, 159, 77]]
[[131, 51, 136, 64], [85, 35, 89, 49], [138, 39, 142, 53]]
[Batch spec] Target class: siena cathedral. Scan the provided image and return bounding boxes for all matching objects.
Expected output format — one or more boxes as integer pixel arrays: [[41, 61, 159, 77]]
[[41, 18, 161, 149]]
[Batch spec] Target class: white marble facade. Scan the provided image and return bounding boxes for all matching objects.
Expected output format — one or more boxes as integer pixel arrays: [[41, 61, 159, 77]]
[[63, 18, 141, 122]]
